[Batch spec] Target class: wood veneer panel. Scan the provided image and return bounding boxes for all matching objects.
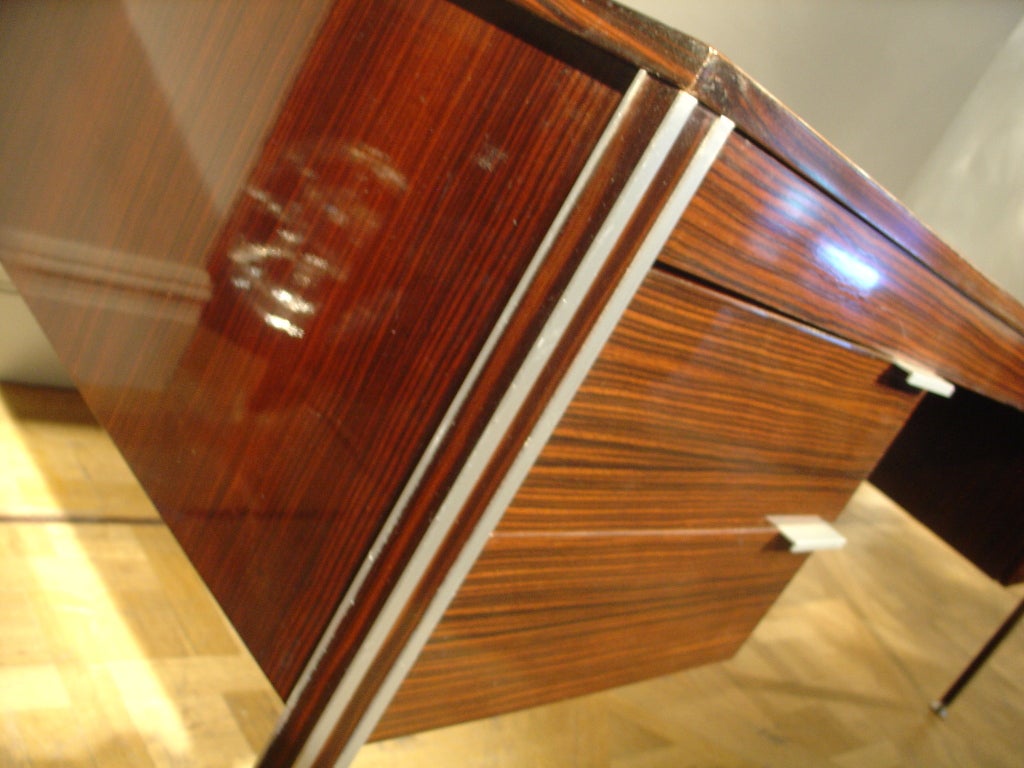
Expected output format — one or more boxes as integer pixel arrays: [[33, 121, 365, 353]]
[[264, 78, 708, 768], [0, 0, 331, 266], [508, 1, 1024, 337], [376, 528, 803, 738], [871, 389, 1024, 585], [285, 92, 721, 765], [1, 0, 630, 695], [693, 55, 1024, 339], [374, 265, 919, 738], [502, 268, 921, 533], [663, 134, 1024, 411]]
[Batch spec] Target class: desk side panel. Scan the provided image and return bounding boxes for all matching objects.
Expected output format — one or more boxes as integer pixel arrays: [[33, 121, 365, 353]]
[[0, 0, 629, 694]]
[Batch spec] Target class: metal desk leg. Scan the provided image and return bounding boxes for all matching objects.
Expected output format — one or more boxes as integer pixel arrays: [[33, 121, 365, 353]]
[[931, 596, 1024, 717]]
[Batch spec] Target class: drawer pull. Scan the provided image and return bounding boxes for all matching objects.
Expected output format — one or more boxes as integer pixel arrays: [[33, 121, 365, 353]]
[[893, 358, 956, 398], [767, 515, 846, 553]]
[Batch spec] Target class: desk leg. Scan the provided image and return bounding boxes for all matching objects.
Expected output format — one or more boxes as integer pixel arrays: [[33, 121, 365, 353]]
[[931, 596, 1024, 717]]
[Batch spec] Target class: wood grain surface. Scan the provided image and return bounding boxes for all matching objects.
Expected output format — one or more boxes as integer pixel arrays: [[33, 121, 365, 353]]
[[6, 2, 1024, 765], [1, 0, 629, 698], [354, 484, 1024, 767], [508, 0, 1024, 337], [258, 74, 689, 768], [268, 85, 725, 767], [375, 267, 920, 737], [375, 528, 805, 739], [502, 268, 922, 533], [663, 133, 1024, 411], [692, 55, 1024, 338]]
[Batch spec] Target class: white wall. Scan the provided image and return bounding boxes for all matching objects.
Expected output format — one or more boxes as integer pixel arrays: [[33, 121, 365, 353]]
[[0, 264, 73, 387], [619, 0, 1024, 199], [904, 17, 1024, 304]]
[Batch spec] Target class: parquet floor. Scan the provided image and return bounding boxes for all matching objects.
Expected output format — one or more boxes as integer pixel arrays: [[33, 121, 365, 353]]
[[1, 383, 1022, 766]]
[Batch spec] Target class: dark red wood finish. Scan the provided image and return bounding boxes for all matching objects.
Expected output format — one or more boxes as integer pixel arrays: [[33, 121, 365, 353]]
[[260, 81, 716, 765], [0, 0, 331, 268], [663, 134, 1024, 411], [692, 56, 1024, 338], [376, 267, 920, 737], [5, 1, 1024, 764], [259, 73, 675, 766], [871, 389, 1024, 585], [1, 0, 630, 696]]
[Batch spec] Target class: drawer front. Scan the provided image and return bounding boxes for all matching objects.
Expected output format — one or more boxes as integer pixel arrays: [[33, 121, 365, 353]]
[[502, 268, 920, 533], [376, 527, 803, 739], [377, 267, 920, 738], [662, 133, 1024, 410]]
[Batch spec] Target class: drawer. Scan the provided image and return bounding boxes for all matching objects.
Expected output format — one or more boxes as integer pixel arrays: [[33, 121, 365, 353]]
[[662, 133, 1024, 410], [377, 266, 921, 738], [501, 267, 920, 533], [376, 526, 803, 739]]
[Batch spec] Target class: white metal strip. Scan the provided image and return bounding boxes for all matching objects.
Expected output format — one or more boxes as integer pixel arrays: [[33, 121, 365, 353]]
[[278, 71, 651, 724], [893, 357, 956, 398], [294, 77, 694, 767], [296, 78, 695, 768]]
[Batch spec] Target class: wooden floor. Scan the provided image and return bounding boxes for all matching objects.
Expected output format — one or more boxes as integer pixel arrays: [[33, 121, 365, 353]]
[[2, 383, 1022, 766]]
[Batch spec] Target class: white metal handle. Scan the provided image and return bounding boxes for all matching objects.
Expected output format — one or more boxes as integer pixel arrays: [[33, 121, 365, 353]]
[[893, 358, 955, 398], [767, 515, 847, 553]]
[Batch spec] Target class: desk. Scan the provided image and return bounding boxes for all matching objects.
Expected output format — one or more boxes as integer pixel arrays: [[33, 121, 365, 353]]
[[3, 1, 1023, 764]]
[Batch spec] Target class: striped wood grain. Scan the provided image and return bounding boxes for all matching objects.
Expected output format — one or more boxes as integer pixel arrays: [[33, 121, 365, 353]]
[[375, 267, 920, 736], [663, 134, 1024, 410], [502, 268, 922, 533]]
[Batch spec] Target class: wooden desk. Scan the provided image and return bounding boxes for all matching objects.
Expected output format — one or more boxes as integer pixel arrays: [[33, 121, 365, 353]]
[[3, 1, 1023, 764], [872, 389, 1024, 586]]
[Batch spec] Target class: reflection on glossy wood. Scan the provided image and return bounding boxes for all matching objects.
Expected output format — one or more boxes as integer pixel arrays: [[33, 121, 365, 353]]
[[0, 0, 332, 396], [692, 56, 1024, 338], [508, 1, 1024, 337], [0, 0, 330, 266], [664, 134, 1024, 411], [260, 76, 699, 768]]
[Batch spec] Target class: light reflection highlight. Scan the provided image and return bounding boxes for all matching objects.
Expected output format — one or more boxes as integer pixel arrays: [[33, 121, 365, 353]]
[[818, 243, 881, 292], [221, 141, 407, 341]]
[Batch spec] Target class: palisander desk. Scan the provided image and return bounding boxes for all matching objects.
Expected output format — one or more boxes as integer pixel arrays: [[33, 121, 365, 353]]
[[2, 1, 1023, 765]]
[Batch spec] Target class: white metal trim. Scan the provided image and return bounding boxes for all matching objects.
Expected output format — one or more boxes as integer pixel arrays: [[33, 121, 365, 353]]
[[285, 71, 734, 766], [278, 71, 652, 724], [332, 110, 733, 768]]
